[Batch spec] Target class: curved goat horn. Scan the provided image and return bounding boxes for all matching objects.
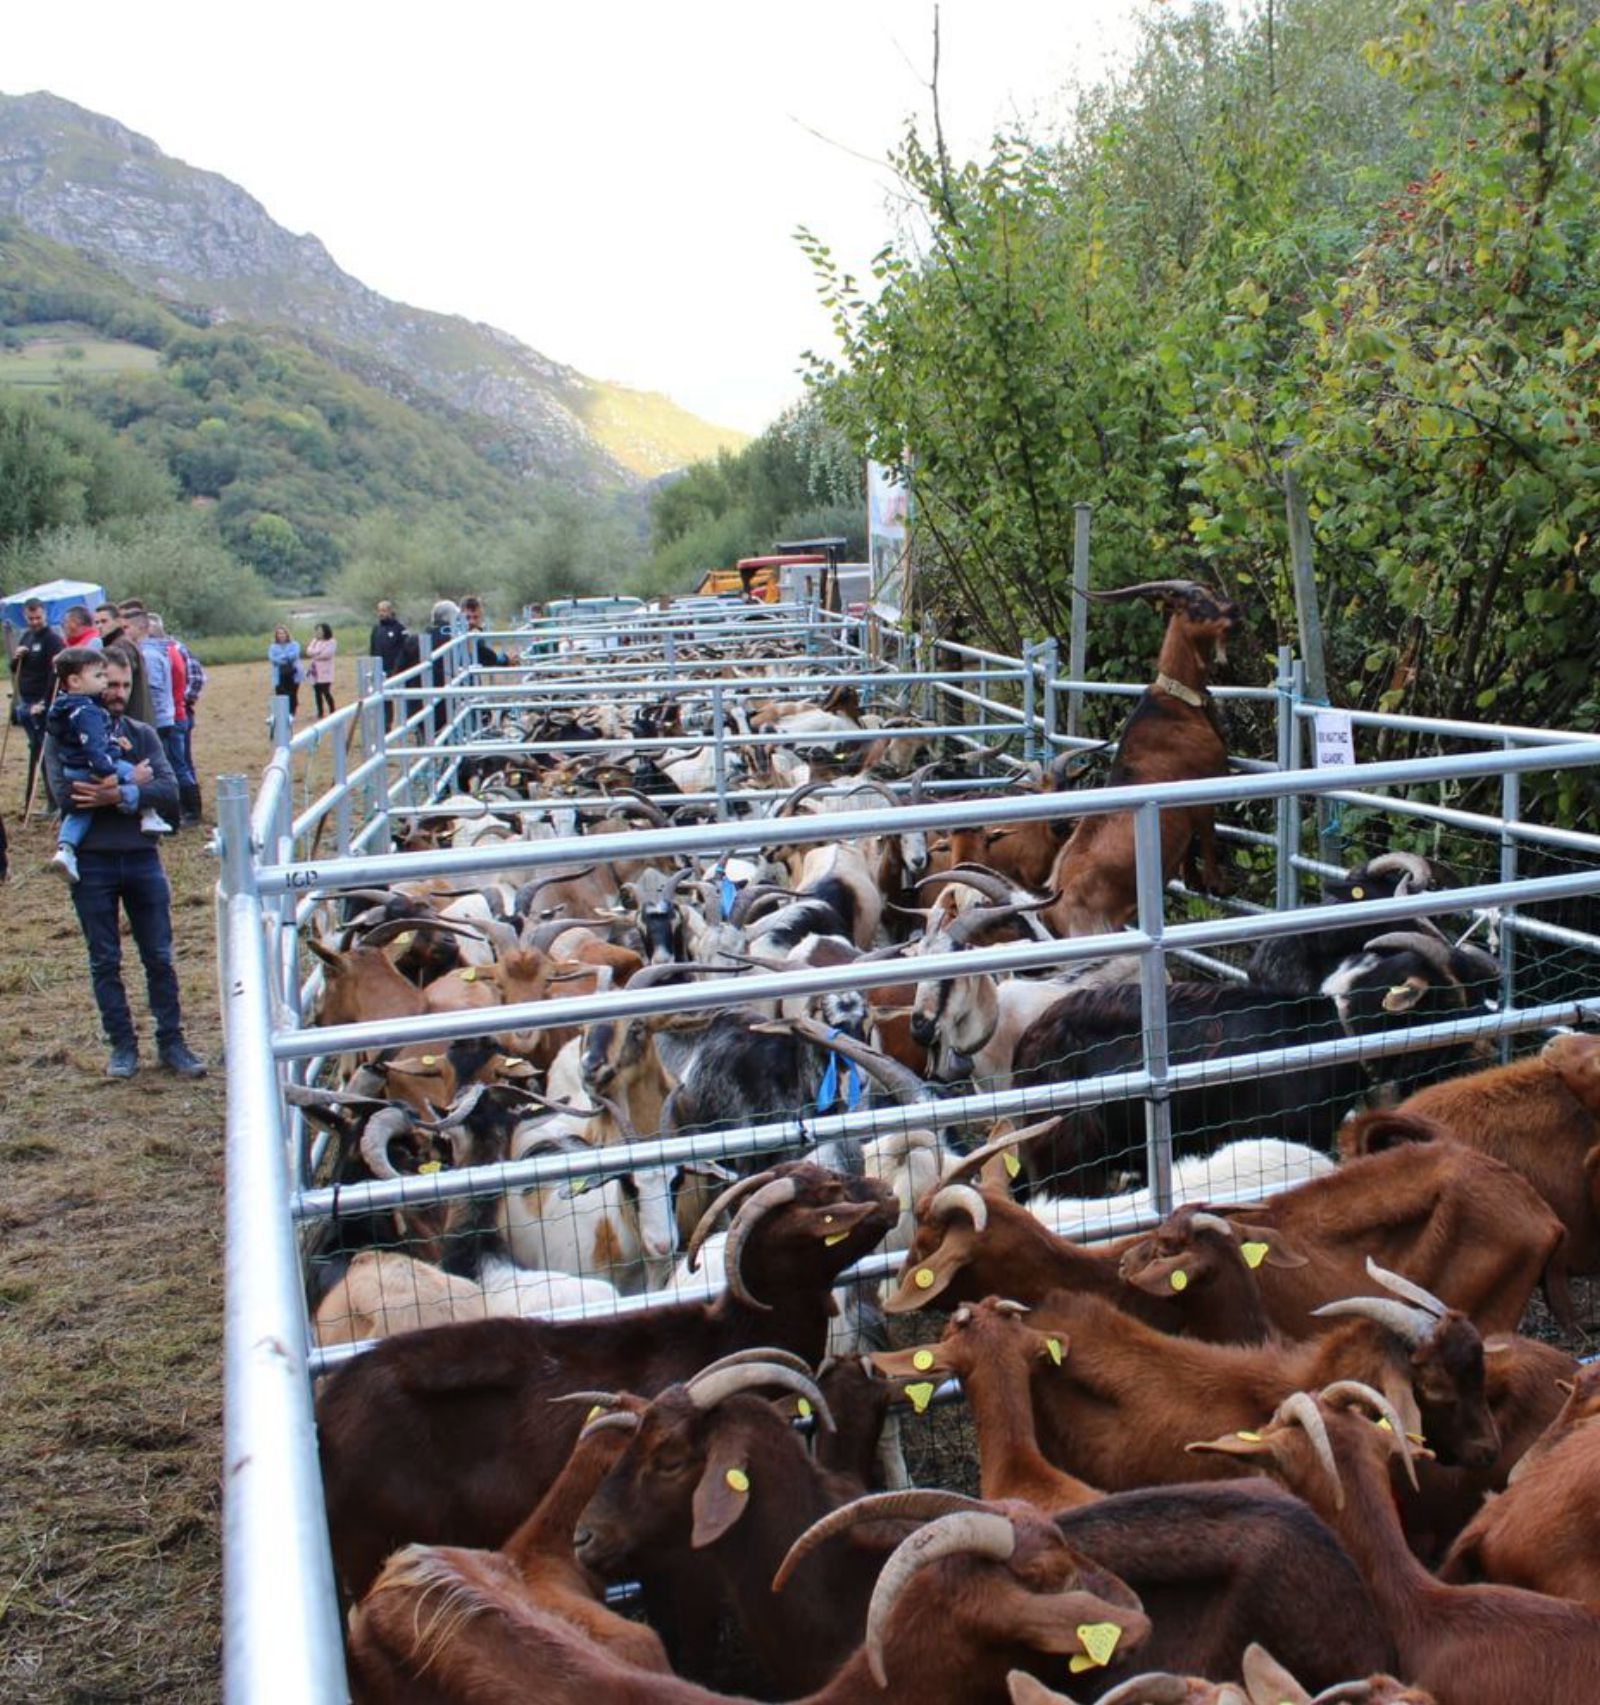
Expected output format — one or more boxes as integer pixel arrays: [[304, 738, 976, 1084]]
[[1094, 1677, 1197, 1705], [1310, 1296, 1435, 1349], [685, 1169, 779, 1271], [358, 1105, 416, 1181], [773, 1016, 932, 1106], [1359, 930, 1454, 977], [514, 869, 599, 911], [1360, 851, 1436, 893], [598, 792, 669, 826], [1363, 1256, 1448, 1319], [927, 1183, 988, 1231], [863, 1511, 1017, 1686], [944, 896, 1056, 948], [1275, 1390, 1344, 1511], [914, 865, 1017, 905], [1187, 1211, 1236, 1239], [722, 1176, 803, 1311], [772, 1488, 992, 1593], [357, 915, 486, 949], [771, 778, 837, 818], [1085, 579, 1210, 603], [688, 1347, 814, 1384], [685, 1362, 836, 1432], [1318, 1379, 1420, 1490]]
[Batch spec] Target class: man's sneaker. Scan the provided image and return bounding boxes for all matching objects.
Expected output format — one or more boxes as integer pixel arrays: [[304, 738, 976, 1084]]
[[50, 845, 79, 884], [140, 810, 173, 836], [106, 1044, 139, 1079], [158, 1040, 208, 1079]]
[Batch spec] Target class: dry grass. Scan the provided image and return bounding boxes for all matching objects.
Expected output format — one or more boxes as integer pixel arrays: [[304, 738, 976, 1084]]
[[0, 651, 357, 1702]]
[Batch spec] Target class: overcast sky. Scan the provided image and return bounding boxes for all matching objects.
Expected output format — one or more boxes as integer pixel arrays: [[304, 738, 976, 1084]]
[[6, 1, 1147, 433]]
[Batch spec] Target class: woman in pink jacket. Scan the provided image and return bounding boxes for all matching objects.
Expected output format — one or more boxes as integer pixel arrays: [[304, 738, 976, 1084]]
[[306, 623, 337, 718]]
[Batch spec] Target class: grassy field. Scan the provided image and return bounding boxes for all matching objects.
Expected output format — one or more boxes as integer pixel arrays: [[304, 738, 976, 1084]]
[[0, 321, 163, 388], [0, 651, 362, 1702]]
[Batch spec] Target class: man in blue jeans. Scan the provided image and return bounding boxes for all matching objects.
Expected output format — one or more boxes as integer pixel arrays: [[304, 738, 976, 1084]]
[[42, 653, 207, 1080]]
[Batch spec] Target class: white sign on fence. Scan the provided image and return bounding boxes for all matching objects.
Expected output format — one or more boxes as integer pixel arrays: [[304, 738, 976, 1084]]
[[1313, 708, 1356, 768]]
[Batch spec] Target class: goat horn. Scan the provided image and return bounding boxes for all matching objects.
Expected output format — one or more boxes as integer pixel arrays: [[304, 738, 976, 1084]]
[[358, 1105, 416, 1181], [1276, 1391, 1344, 1511], [914, 865, 1016, 904], [863, 1512, 1017, 1687], [579, 1410, 642, 1441], [774, 1016, 932, 1106], [992, 1299, 1031, 1316], [942, 1117, 1063, 1187], [729, 883, 806, 927], [927, 1184, 988, 1231], [284, 1082, 392, 1112], [592, 1092, 640, 1143], [357, 916, 487, 949], [685, 1169, 780, 1271], [1317, 1380, 1420, 1490], [772, 1488, 992, 1593], [685, 1363, 836, 1432], [944, 895, 1056, 949], [523, 916, 593, 952], [1363, 1256, 1448, 1318], [415, 1082, 489, 1133], [551, 1390, 624, 1409], [1311, 1687, 1381, 1704], [1084, 579, 1210, 603], [722, 1176, 803, 1311], [1359, 930, 1454, 978], [688, 1347, 814, 1383], [515, 869, 599, 909], [1310, 1296, 1435, 1348], [1360, 852, 1435, 891], [771, 778, 836, 818], [624, 960, 747, 994], [1094, 1678, 1196, 1705], [1188, 1211, 1236, 1239], [598, 792, 668, 826]]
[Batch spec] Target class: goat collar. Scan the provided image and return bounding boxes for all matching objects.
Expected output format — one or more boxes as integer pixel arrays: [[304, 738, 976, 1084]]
[[1154, 671, 1208, 708]]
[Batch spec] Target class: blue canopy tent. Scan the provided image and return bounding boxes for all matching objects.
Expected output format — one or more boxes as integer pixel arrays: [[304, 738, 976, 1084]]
[[1, 578, 107, 634]]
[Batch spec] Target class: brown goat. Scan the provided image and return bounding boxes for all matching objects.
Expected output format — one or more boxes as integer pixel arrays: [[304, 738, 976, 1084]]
[[1010, 1264, 1501, 1493], [1191, 1383, 1600, 1705], [575, 1358, 883, 1696], [347, 1395, 670, 1700], [316, 1162, 897, 1598], [1042, 581, 1242, 938], [1342, 1034, 1600, 1273], [875, 1298, 1101, 1512]]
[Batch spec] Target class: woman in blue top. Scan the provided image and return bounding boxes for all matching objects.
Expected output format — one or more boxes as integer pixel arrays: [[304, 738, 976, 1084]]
[[268, 625, 302, 720]]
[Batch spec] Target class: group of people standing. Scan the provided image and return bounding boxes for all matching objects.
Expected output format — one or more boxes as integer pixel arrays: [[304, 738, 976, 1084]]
[[267, 621, 339, 721], [4, 593, 207, 1081]]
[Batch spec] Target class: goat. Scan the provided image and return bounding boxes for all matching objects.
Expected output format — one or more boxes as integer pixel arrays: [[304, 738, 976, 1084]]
[[1007, 1644, 1436, 1703], [1008, 931, 1503, 1193], [789, 1484, 1391, 1700], [316, 1161, 897, 1597], [1438, 1388, 1600, 1598], [312, 1249, 618, 1345], [875, 1298, 1100, 1511], [346, 1395, 670, 1698], [1041, 580, 1242, 938], [575, 1356, 886, 1695], [986, 1260, 1501, 1494], [1189, 1382, 1600, 1705], [1341, 1032, 1600, 1273]]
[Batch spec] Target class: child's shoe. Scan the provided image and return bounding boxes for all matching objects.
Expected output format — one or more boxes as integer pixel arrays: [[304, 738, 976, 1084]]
[[140, 809, 173, 836], [51, 844, 79, 883]]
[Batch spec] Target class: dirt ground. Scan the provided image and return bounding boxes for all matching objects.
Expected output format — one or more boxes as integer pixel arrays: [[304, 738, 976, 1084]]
[[0, 653, 359, 1703]]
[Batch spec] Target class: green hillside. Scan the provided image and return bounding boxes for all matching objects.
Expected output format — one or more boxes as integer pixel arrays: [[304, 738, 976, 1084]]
[[0, 222, 592, 588]]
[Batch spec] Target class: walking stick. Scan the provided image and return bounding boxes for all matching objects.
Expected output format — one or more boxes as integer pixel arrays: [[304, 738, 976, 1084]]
[[0, 706, 13, 794]]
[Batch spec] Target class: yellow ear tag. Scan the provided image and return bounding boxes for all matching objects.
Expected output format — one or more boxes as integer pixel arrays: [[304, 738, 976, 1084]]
[[1046, 1337, 1064, 1365], [1407, 1432, 1426, 1445], [396, 931, 416, 946], [1236, 1430, 1262, 1442], [461, 968, 477, 982], [914, 1268, 936, 1290], [1169, 1268, 1189, 1292], [1376, 1417, 1393, 1432], [418, 1160, 443, 1175], [1350, 886, 1365, 900], [420, 1054, 437, 1067], [824, 1232, 849, 1247], [586, 1405, 604, 1424], [905, 1381, 936, 1415], [796, 1398, 812, 1420], [913, 1349, 936, 1372], [1241, 1241, 1270, 1269], [724, 1468, 750, 1493], [1003, 1151, 1022, 1179], [1068, 1623, 1123, 1672]]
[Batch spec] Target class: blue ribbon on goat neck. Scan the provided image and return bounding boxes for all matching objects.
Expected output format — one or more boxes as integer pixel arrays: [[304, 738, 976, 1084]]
[[817, 1028, 865, 1113]]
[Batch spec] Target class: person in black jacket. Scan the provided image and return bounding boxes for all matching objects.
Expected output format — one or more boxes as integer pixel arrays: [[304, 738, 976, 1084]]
[[42, 651, 207, 1081], [367, 600, 410, 730], [9, 597, 63, 807]]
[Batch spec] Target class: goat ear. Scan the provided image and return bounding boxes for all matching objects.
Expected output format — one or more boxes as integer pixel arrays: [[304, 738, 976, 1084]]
[[1122, 1252, 1198, 1299], [1185, 1428, 1279, 1468], [882, 1229, 973, 1314], [1381, 975, 1428, 1013], [1003, 1673, 1071, 1705], [1232, 1225, 1309, 1270], [691, 1439, 753, 1548], [1241, 1643, 1313, 1704]]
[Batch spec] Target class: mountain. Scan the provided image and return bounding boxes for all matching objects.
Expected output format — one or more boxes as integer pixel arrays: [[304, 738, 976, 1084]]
[[0, 90, 745, 486]]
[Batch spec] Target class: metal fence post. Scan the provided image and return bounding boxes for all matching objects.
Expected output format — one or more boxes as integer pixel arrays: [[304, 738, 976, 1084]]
[[270, 694, 292, 750], [1499, 754, 1520, 1062], [712, 681, 729, 821], [1021, 641, 1039, 762], [332, 714, 352, 857], [1039, 637, 1060, 755], [1069, 503, 1091, 738], [217, 773, 348, 1703], [1274, 645, 1296, 912], [1134, 800, 1174, 1217]]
